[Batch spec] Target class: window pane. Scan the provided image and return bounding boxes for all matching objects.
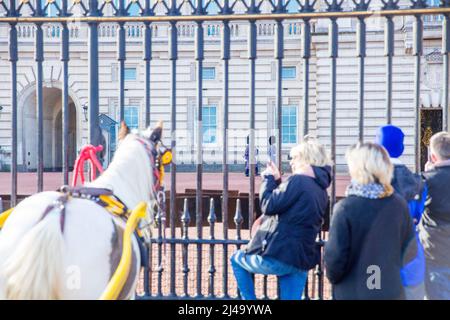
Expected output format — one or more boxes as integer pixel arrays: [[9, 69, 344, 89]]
[[282, 67, 296, 79], [124, 68, 137, 81], [202, 105, 217, 143], [202, 67, 216, 80], [281, 106, 297, 144], [124, 106, 139, 129]]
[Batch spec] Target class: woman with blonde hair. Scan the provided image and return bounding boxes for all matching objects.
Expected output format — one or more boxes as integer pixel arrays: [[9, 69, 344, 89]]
[[324, 142, 417, 300], [231, 136, 332, 300]]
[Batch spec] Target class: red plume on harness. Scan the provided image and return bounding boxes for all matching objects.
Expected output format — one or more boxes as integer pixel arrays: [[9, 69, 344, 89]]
[[71, 144, 104, 186]]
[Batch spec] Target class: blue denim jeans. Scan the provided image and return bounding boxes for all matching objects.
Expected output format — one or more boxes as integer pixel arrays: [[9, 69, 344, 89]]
[[230, 249, 308, 300]]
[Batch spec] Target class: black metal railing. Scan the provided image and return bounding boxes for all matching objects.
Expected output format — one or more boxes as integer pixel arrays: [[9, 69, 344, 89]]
[[1, 0, 449, 299]]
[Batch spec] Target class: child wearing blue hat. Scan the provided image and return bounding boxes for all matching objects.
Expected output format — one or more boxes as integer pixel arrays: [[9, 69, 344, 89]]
[[376, 124, 427, 300]]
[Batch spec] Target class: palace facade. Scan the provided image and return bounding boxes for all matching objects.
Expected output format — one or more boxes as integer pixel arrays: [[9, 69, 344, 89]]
[[0, 0, 447, 172]]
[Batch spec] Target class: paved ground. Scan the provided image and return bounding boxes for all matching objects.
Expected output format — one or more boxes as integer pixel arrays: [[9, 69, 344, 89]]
[[0, 172, 350, 197]]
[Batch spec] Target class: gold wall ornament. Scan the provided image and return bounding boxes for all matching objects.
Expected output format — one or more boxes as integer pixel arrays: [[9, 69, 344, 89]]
[[422, 126, 433, 147], [420, 109, 443, 170]]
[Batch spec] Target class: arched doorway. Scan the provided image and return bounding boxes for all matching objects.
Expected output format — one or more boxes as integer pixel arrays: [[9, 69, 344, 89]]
[[21, 87, 78, 171]]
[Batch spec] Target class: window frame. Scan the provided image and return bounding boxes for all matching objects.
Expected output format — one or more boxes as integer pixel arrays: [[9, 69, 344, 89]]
[[281, 66, 297, 80], [201, 105, 218, 145], [202, 67, 216, 81], [124, 67, 138, 81], [281, 105, 298, 145], [123, 106, 140, 130]]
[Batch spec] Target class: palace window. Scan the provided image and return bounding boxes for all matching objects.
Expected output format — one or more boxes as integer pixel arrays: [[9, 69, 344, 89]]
[[202, 67, 216, 80], [202, 105, 217, 144], [282, 66, 296, 80], [124, 67, 137, 81], [282, 105, 297, 144], [124, 106, 139, 129]]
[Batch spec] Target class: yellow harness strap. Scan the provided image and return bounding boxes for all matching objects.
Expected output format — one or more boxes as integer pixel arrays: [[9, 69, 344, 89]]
[[99, 202, 147, 300], [97, 195, 144, 237], [0, 208, 14, 229], [98, 195, 128, 216]]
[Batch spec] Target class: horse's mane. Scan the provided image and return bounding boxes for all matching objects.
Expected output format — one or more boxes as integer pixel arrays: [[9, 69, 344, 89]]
[[89, 134, 154, 209]]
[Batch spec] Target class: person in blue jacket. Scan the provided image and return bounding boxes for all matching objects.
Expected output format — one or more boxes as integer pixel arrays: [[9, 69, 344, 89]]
[[375, 124, 427, 300], [231, 136, 332, 300]]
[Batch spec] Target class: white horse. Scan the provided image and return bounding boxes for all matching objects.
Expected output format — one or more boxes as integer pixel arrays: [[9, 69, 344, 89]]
[[0, 122, 166, 299]]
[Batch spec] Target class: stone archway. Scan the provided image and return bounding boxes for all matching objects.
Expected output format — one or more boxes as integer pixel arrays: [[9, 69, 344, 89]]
[[20, 87, 78, 171]]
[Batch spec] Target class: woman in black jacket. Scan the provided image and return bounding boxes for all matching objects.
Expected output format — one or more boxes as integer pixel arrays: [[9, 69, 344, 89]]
[[230, 137, 332, 300], [324, 142, 417, 300]]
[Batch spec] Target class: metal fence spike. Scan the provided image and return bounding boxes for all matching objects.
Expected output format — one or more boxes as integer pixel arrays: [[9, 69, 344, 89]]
[[208, 197, 216, 224], [181, 198, 191, 225], [234, 198, 243, 226]]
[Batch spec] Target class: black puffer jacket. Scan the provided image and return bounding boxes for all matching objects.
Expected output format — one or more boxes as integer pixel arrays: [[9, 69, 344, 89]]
[[245, 166, 332, 270], [391, 164, 424, 202], [419, 164, 450, 268]]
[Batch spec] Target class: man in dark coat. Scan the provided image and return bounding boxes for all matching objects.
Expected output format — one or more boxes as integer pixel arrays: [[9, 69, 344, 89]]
[[419, 131, 450, 300]]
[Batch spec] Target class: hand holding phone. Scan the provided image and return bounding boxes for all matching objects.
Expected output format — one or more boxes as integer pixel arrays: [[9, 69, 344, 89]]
[[425, 146, 434, 171]]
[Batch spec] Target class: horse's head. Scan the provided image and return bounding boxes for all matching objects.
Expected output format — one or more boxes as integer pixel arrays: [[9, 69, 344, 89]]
[[118, 120, 172, 240], [118, 120, 172, 192]]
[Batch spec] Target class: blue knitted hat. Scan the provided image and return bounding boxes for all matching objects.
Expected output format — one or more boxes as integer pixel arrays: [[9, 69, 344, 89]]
[[376, 125, 405, 158]]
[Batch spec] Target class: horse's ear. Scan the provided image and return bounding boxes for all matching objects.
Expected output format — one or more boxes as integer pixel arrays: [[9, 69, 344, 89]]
[[149, 120, 163, 142], [118, 121, 130, 141]]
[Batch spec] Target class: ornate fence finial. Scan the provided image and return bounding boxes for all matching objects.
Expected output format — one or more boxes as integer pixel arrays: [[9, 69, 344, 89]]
[[3, 0, 16, 16], [246, 0, 261, 14], [59, 0, 72, 17], [208, 198, 216, 225], [168, 0, 180, 16], [234, 198, 243, 227], [142, 0, 153, 16], [298, 0, 316, 13], [181, 198, 191, 227], [220, 0, 233, 14], [410, 0, 427, 9], [352, 0, 370, 11], [325, 0, 343, 12], [381, 0, 400, 10], [272, 0, 287, 14]]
